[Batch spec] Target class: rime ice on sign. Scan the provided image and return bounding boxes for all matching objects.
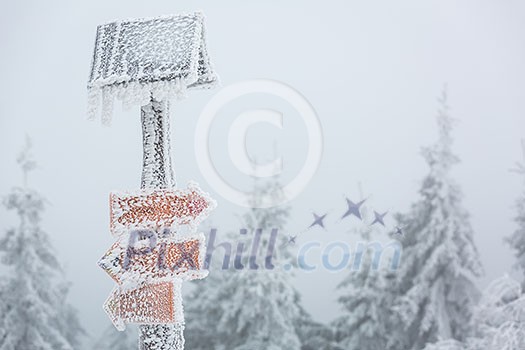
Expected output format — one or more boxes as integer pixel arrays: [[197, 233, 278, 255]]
[[104, 281, 184, 331], [98, 231, 208, 287], [88, 12, 219, 124], [110, 183, 216, 237]]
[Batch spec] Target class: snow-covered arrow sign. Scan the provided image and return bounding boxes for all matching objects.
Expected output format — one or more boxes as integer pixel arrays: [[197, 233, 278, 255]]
[[110, 182, 216, 237], [104, 281, 184, 331], [98, 231, 207, 286]]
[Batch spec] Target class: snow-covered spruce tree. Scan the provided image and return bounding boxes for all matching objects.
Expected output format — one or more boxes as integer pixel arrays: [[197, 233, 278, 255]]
[[0, 139, 84, 350], [506, 140, 525, 286], [185, 179, 323, 350], [333, 200, 396, 349], [466, 275, 525, 350], [389, 89, 483, 349], [424, 275, 525, 350]]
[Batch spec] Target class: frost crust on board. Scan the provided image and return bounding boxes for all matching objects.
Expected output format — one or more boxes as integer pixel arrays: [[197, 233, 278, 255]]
[[87, 12, 219, 124], [98, 231, 209, 290], [103, 280, 184, 331], [109, 182, 217, 237]]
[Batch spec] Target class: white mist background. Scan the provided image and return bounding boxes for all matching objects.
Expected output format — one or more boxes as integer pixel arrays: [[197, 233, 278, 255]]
[[0, 0, 524, 345]]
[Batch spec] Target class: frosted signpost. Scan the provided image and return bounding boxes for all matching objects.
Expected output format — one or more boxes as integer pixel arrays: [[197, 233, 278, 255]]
[[87, 13, 218, 350]]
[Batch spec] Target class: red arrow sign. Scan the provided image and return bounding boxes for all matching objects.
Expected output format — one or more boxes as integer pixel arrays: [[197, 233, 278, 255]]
[[110, 182, 216, 237], [104, 281, 183, 331], [98, 231, 207, 287]]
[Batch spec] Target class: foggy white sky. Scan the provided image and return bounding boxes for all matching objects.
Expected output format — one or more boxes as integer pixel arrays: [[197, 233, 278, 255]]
[[1, 0, 525, 345]]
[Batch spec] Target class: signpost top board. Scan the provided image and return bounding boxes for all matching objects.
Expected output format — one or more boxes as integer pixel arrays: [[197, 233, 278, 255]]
[[87, 12, 219, 123]]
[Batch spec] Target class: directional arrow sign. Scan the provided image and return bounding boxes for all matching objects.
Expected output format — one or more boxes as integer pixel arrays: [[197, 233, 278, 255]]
[[110, 182, 216, 237], [104, 281, 184, 331], [99, 231, 207, 287]]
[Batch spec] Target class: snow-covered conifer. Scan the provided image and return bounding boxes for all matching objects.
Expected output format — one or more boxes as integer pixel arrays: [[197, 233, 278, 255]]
[[390, 89, 483, 349], [333, 196, 396, 349], [0, 138, 84, 350], [507, 140, 525, 286], [185, 179, 316, 350]]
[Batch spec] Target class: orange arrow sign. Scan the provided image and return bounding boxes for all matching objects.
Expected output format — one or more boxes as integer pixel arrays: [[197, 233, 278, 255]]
[[104, 281, 183, 331], [99, 231, 207, 287], [110, 182, 216, 237]]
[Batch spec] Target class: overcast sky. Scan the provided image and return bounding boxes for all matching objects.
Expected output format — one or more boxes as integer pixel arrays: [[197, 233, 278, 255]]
[[1, 0, 524, 345]]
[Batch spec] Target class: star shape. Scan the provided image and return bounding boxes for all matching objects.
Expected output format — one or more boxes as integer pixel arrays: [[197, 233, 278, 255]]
[[370, 211, 388, 226], [288, 235, 297, 245], [310, 213, 327, 229], [393, 226, 403, 235], [342, 198, 366, 220]]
